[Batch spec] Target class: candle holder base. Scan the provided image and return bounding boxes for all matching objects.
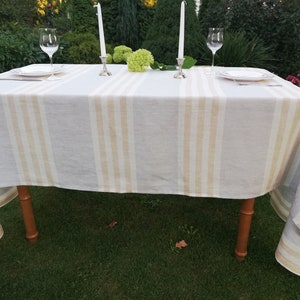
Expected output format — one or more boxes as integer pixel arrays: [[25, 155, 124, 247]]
[[174, 58, 186, 79], [99, 56, 112, 76]]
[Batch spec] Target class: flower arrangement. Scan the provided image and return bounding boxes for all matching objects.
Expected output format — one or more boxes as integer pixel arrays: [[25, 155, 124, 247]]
[[110, 45, 196, 73], [112, 45, 133, 63], [286, 74, 300, 87], [127, 49, 154, 72]]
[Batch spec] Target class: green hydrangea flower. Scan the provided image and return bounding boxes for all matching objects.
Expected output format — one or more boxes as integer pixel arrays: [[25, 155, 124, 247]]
[[106, 53, 113, 64], [113, 45, 133, 63], [127, 49, 154, 72]]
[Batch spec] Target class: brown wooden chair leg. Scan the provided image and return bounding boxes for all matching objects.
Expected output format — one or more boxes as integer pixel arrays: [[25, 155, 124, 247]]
[[17, 186, 38, 243], [235, 198, 255, 261]]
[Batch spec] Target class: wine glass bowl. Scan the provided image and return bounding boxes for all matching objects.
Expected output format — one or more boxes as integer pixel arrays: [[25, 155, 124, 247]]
[[206, 27, 224, 72], [39, 28, 59, 80]]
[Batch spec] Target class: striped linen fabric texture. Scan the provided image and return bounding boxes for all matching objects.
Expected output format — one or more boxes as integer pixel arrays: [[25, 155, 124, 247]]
[[1, 64, 300, 274], [1, 65, 300, 199]]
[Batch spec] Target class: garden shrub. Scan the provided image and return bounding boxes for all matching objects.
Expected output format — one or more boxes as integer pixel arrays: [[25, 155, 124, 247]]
[[0, 0, 36, 26], [115, 0, 139, 49], [142, 0, 202, 65], [0, 23, 45, 73], [198, 31, 275, 69], [69, 0, 97, 34], [61, 32, 113, 64], [61, 32, 99, 64], [0, 0, 298, 78], [199, 0, 300, 77]]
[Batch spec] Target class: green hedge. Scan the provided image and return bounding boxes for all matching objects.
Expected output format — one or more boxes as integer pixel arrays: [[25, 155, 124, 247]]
[[142, 0, 202, 65], [0, 0, 299, 77], [199, 0, 300, 77], [0, 23, 45, 73]]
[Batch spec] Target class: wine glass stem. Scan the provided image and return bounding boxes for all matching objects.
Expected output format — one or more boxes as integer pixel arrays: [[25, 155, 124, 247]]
[[49, 55, 54, 76], [212, 53, 215, 67]]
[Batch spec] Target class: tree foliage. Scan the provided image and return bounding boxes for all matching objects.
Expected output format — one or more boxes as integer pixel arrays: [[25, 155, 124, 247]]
[[0, 0, 299, 76], [0, 0, 36, 26], [0, 23, 45, 73], [69, 0, 97, 34], [142, 0, 202, 65], [199, 0, 300, 76], [115, 0, 139, 49]]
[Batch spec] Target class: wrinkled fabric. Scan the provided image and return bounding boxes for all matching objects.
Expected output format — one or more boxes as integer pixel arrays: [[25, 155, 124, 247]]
[[1, 64, 300, 274]]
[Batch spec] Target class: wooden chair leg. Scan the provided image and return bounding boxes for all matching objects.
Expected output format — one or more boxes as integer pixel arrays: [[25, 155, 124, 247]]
[[17, 186, 38, 243], [235, 198, 255, 261]]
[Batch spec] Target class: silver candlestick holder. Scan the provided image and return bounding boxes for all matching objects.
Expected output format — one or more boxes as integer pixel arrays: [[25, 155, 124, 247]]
[[174, 58, 186, 79], [99, 56, 112, 76]]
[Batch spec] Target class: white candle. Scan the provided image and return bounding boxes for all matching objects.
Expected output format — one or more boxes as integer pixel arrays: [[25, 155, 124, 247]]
[[178, 0, 185, 59], [95, 3, 106, 57]]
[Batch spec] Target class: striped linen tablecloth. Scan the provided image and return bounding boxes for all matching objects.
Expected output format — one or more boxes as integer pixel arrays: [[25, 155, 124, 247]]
[[1, 64, 300, 274]]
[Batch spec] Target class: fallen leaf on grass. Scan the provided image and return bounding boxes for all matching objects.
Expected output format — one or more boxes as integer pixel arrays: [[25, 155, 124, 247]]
[[175, 240, 188, 249], [108, 221, 118, 228]]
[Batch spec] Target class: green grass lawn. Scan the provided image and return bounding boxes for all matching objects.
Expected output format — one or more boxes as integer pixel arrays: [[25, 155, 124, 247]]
[[0, 187, 299, 299]]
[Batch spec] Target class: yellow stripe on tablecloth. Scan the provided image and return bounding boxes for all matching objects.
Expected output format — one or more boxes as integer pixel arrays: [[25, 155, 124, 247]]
[[181, 68, 226, 197], [207, 98, 220, 196], [182, 96, 192, 195], [181, 68, 206, 195], [30, 96, 57, 184], [5, 96, 57, 185], [94, 99, 110, 189], [284, 144, 300, 187], [276, 103, 300, 182], [89, 72, 121, 190], [119, 96, 133, 192], [3, 81, 58, 186], [88, 68, 128, 190], [270, 189, 291, 221], [194, 97, 205, 196], [262, 82, 300, 193], [276, 235, 300, 276], [21, 97, 43, 182], [89, 71, 142, 192], [263, 81, 300, 193], [264, 101, 290, 191], [104, 97, 122, 191], [5, 95, 31, 183]]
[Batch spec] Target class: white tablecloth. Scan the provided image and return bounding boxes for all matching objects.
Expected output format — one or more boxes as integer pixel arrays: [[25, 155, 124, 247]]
[[0, 187, 17, 208], [1, 64, 300, 274]]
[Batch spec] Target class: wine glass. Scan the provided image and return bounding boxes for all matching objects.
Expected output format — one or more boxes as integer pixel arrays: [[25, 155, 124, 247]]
[[39, 28, 59, 80], [206, 28, 224, 73]]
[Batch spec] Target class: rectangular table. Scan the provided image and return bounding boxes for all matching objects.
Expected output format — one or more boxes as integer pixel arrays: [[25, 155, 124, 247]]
[[1, 64, 300, 274]]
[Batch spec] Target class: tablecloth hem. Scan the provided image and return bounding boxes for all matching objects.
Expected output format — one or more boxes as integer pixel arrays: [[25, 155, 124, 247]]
[[275, 252, 300, 276], [0, 187, 18, 208], [0, 183, 270, 200]]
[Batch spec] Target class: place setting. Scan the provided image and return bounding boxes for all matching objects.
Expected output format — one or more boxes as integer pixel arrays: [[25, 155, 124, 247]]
[[0, 28, 64, 82], [214, 67, 282, 86], [203, 27, 281, 87]]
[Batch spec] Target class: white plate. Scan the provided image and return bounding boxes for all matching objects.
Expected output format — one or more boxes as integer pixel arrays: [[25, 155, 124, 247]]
[[216, 68, 273, 81], [12, 65, 64, 77]]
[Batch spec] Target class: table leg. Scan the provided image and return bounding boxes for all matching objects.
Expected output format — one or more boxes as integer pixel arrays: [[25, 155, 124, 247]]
[[234, 198, 255, 261], [17, 186, 38, 243]]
